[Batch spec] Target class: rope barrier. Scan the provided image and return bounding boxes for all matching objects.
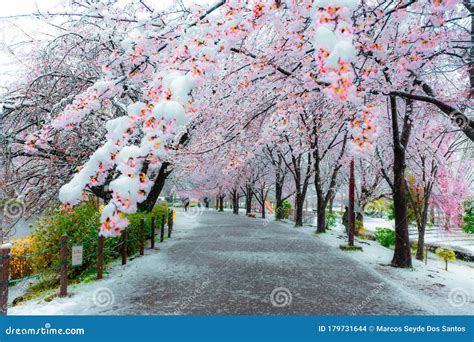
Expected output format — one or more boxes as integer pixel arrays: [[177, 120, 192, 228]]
[[8, 263, 61, 285]]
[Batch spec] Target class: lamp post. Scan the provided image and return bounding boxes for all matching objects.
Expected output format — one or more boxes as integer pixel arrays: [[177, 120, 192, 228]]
[[348, 159, 355, 246]]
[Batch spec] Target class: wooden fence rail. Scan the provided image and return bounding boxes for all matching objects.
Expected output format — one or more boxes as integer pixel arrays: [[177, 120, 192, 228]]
[[0, 209, 176, 316]]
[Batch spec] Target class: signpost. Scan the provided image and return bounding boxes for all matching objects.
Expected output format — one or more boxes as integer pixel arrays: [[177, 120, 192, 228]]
[[72, 245, 84, 267]]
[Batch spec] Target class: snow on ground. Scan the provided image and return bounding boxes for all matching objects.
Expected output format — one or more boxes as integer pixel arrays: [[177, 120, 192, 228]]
[[8, 210, 474, 315], [291, 219, 474, 315], [363, 216, 474, 257]]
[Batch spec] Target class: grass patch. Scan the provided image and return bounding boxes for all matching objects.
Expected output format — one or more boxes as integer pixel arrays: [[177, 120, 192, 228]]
[[339, 245, 363, 252]]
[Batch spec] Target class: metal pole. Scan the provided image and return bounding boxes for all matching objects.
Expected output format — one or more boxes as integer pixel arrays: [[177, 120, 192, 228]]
[[348, 159, 355, 247]]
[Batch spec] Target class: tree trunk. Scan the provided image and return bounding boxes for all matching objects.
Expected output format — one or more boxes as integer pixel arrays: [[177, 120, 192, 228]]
[[416, 196, 430, 261], [275, 179, 284, 220], [390, 97, 413, 268], [392, 152, 412, 267], [245, 187, 252, 215], [137, 162, 172, 212], [317, 203, 326, 233], [294, 192, 304, 227], [316, 192, 326, 233], [466, 1, 474, 98], [416, 224, 425, 261], [232, 190, 239, 215], [430, 205, 435, 225], [328, 192, 335, 214], [219, 195, 224, 212]]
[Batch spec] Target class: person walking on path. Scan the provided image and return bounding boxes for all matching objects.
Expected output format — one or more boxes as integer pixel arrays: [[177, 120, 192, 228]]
[[183, 198, 190, 212]]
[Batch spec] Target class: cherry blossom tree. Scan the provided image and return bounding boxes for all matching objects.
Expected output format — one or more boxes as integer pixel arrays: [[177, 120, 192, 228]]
[[1, 0, 473, 270]]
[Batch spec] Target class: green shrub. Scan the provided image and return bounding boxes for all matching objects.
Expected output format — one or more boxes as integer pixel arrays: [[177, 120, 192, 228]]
[[462, 200, 473, 234], [276, 200, 292, 220], [29, 201, 168, 288], [435, 247, 456, 271], [326, 211, 337, 229], [374, 227, 395, 248], [355, 215, 364, 235], [365, 198, 390, 218], [31, 201, 108, 285]]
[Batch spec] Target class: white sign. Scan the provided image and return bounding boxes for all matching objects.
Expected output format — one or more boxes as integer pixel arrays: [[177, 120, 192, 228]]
[[72, 245, 83, 267]]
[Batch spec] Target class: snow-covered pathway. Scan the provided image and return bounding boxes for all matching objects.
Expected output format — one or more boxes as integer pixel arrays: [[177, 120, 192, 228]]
[[9, 210, 464, 315]]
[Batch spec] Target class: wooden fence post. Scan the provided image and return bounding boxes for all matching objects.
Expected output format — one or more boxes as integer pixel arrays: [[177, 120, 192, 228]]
[[160, 215, 165, 243], [0, 244, 11, 315], [139, 218, 145, 256], [121, 229, 127, 265], [151, 216, 156, 249], [168, 209, 173, 238], [59, 234, 68, 297], [97, 236, 104, 280]]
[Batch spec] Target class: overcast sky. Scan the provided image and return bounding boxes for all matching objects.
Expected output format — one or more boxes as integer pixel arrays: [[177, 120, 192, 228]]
[[0, 0, 199, 92], [0, 0, 64, 90]]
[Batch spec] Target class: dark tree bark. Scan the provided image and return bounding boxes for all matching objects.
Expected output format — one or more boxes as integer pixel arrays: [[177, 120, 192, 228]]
[[283, 148, 311, 227], [231, 189, 239, 215], [271, 151, 286, 221], [406, 161, 435, 261], [313, 127, 347, 233], [328, 192, 336, 214], [253, 185, 269, 219], [316, 196, 326, 233], [275, 178, 284, 220], [416, 224, 425, 261], [294, 192, 304, 226], [389, 91, 474, 141], [409, 188, 430, 261], [390, 97, 413, 268], [464, 0, 474, 98], [244, 184, 253, 215], [218, 195, 225, 212], [137, 162, 172, 212]]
